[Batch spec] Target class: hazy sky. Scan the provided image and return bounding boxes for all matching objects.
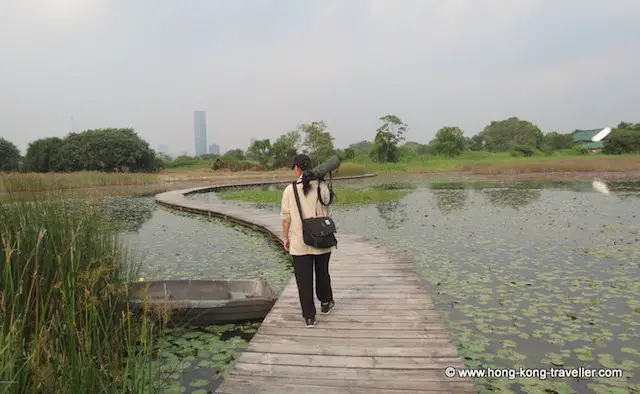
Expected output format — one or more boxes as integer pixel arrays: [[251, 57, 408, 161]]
[[1, 0, 639, 156]]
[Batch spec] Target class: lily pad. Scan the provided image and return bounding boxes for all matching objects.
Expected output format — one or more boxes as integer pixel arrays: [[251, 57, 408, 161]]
[[189, 379, 209, 388]]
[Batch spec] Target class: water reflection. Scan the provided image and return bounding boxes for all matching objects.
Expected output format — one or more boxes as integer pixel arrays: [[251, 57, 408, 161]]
[[375, 200, 408, 230], [592, 180, 611, 195], [96, 196, 156, 233], [481, 188, 542, 210], [433, 189, 468, 214], [332, 178, 640, 393]]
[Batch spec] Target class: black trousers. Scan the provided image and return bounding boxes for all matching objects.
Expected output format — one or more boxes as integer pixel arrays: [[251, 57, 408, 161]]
[[292, 252, 333, 318]]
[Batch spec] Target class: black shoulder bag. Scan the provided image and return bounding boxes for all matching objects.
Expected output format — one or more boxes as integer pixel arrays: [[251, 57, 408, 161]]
[[292, 181, 338, 249]]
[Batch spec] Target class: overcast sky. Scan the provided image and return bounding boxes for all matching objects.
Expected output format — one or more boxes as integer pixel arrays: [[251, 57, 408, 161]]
[[1, 0, 639, 156]]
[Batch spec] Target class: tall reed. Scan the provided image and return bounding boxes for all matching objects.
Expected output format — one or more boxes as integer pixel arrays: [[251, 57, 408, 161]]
[[0, 179, 166, 393]]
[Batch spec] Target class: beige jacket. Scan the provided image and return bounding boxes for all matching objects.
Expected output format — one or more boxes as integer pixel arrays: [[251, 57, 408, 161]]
[[280, 177, 334, 256]]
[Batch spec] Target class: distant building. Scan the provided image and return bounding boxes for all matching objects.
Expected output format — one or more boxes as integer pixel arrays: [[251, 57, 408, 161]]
[[249, 138, 256, 147], [194, 110, 207, 156], [209, 144, 220, 155], [572, 127, 611, 152], [158, 144, 169, 155]]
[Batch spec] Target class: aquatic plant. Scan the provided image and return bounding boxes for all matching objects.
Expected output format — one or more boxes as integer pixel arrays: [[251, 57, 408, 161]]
[[0, 180, 167, 393]]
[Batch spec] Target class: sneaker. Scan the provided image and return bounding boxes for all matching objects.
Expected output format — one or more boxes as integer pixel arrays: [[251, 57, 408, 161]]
[[305, 317, 316, 328], [321, 300, 335, 315]]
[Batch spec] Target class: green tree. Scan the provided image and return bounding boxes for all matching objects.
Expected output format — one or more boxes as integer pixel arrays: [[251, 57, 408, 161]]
[[616, 121, 635, 130], [299, 121, 335, 164], [348, 140, 373, 156], [0, 138, 21, 172], [54, 128, 159, 172], [542, 132, 573, 151], [468, 134, 484, 151], [431, 126, 466, 157], [603, 124, 640, 154], [478, 117, 544, 152], [222, 149, 245, 161], [343, 148, 355, 160], [246, 139, 273, 167], [271, 131, 301, 168], [24, 137, 64, 172], [401, 141, 423, 153], [370, 115, 408, 162]]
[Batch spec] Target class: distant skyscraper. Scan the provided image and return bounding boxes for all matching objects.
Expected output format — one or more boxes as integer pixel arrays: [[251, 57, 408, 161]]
[[193, 110, 207, 156], [209, 144, 220, 155]]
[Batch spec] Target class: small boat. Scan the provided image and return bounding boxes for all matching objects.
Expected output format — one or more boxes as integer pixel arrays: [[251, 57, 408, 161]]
[[128, 279, 277, 325]]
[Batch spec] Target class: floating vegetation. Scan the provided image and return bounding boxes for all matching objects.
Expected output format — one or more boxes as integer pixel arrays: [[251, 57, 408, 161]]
[[334, 180, 640, 393], [109, 177, 640, 394], [154, 323, 260, 394], [121, 201, 293, 295], [214, 186, 409, 205], [107, 197, 293, 392], [202, 176, 640, 393]]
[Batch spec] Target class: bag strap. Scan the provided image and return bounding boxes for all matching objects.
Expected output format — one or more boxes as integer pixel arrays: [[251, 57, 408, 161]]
[[294, 180, 322, 218], [292, 181, 305, 220], [317, 171, 336, 206]]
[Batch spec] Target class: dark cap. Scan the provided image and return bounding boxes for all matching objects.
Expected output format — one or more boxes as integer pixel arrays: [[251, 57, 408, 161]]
[[291, 153, 312, 170]]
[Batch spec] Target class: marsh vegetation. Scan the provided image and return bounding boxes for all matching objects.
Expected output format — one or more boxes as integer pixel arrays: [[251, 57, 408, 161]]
[[203, 174, 640, 394]]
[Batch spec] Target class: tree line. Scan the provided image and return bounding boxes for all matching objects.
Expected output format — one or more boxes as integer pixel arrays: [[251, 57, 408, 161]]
[[188, 116, 640, 172], [0, 128, 162, 173], [1, 117, 639, 173]]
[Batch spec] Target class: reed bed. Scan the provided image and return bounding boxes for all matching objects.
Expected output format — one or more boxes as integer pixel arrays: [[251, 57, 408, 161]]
[[0, 172, 161, 194], [0, 179, 168, 394]]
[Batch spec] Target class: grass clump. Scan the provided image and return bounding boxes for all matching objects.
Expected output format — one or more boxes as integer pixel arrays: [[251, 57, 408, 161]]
[[218, 187, 407, 205], [333, 162, 366, 177], [348, 151, 640, 174], [0, 178, 167, 393]]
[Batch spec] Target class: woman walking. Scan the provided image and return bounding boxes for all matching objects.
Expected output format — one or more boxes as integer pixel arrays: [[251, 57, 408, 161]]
[[280, 154, 335, 327]]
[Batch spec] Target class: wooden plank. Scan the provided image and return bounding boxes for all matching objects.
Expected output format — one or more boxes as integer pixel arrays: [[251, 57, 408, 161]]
[[280, 285, 427, 292], [327, 279, 425, 284], [276, 296, 435, 304], [272, 308, 442, 317], [262, 310, 440, 323], [264, 320, 448, 331], [229, 363, 470, 382], [219, 375, 476, 392], [249, 335, 457, 348], [263, 313, 442, 324], [216, 378, 476, 393], [243, 343, 463, 358], [256, 327, 453, 339], [155, 185, 476, 394], [238, 352, 464, 369], [273, 303, 437, 311]]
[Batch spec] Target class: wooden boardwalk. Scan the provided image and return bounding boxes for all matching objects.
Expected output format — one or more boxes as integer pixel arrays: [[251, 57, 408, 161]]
[[155, 179, 476, 394]]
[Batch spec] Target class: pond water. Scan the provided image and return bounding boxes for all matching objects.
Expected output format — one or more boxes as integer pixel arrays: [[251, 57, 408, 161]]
[[96, 196, 292, 394], [190, 176, 640, 394]]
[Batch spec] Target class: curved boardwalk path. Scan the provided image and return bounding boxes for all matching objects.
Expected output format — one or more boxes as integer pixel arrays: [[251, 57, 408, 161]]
[[155, 176, 476, 394]]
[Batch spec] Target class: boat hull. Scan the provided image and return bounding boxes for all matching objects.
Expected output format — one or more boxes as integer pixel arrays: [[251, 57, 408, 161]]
[[127, 279, 277, 325]]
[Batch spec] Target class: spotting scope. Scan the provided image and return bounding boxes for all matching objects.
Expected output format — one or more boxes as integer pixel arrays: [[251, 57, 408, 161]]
[[305, 155, 341, 181]]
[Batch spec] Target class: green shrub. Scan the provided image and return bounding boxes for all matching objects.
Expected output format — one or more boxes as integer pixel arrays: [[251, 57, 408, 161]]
[[212, 158, 264, 171], [603, 129, 640, 154], [509, 144, 534, 157], [333, 162, 366, 177], [572, 144, 588, 155]]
